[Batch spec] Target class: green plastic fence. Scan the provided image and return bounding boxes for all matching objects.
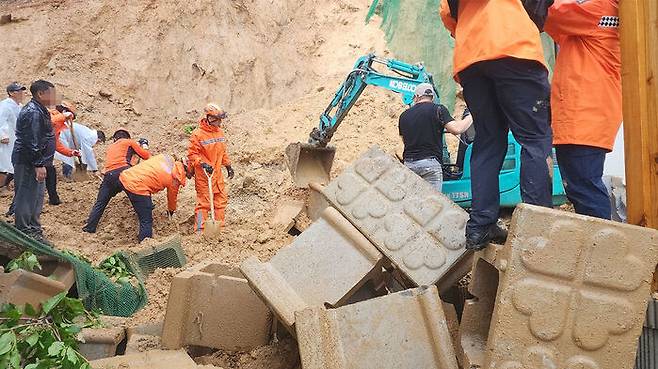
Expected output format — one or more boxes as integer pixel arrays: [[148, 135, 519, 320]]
[[367, 0, 557, 110], [0, 222, 147, 317]]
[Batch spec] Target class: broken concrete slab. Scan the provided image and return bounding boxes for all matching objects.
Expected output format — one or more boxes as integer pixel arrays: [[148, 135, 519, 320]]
[[241, 207, 384, 329], [0, 260, 75, 306], [79, 326, 127, 361], [271, 200, 305, 233], [465, 204, 658, 369], [295, 285, 458, 369], [90, 349, 198, 369], [161, 261, 272, 352], [307, 182, 329, 222], [319, 146, 470, 288]]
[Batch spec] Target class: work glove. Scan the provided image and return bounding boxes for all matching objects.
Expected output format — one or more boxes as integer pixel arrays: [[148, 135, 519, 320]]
[[201, 163, 214, 175], [71, 150, 81, 157], [63, 111, 74, 121], [226, 165, 234, 179], [138, 138, 149, 149]]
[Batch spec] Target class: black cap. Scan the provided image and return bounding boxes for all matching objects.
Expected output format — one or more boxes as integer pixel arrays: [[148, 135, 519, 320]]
[[6, 82, 26, 94]]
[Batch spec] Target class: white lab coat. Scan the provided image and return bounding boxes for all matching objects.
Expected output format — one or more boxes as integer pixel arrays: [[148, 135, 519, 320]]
[[54, 122, 99, 171], [0, 98, 21, 174]]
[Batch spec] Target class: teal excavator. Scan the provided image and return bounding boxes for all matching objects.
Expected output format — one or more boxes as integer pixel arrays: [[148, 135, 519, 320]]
[[285, 54, 566, 208]]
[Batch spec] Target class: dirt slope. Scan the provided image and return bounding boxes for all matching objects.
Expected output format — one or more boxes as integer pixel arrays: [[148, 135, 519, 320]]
[[0, 0, 407, 367]]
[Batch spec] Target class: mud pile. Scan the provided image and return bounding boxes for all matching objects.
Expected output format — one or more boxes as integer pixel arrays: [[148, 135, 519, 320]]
[[0, 0, 407, 367]]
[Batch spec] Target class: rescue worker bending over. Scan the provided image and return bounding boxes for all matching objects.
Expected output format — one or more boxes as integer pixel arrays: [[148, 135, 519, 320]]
[[118, 154, 190, 242], [83, 129, 150, 233], [187, 103, 234, 232], [544, 0, 621, 219]]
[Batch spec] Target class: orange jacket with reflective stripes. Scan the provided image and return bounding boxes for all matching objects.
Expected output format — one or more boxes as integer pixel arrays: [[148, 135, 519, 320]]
[[103, 138, 151, 173], [544, 0, 621, 151], [49, 109, 75, 157], [119, 154, 186, 212], [187, 118, 230, 191], [439, 0, 547, 77]]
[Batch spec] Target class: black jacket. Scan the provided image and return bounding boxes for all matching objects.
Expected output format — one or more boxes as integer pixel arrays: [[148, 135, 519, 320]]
[[12, 99, 55, 168]]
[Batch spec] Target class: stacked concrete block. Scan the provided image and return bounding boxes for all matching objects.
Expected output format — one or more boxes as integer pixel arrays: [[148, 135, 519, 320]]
[[78, 326, 126, 361], [295, 286, 458, 369], [318, 146, 471, 290], [461, 204, 658, 369], [161, 261, 271, 351], [271, 200, 305, 233], [0, 260, 75, 306], [241, 207, 384, 329]]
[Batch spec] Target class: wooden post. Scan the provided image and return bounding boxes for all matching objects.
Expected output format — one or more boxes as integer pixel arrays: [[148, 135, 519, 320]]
[[619, 0, 658, 228]]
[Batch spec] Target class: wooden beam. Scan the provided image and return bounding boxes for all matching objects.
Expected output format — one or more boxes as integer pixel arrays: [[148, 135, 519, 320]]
[[620, 0, 658, 228]]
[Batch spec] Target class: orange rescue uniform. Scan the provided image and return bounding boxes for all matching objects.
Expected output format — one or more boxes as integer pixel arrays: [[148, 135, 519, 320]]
[[439, 0, 547, 77], [103, 138, 151, 173], [119, 154, 186, 212], [544, 0, 621, 150], [187, 118, 231, 231], [48, 109, 75, 157]]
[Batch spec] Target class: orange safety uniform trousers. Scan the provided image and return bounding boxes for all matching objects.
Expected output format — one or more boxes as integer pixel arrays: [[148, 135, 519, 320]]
[[187, 118, 231, 232]]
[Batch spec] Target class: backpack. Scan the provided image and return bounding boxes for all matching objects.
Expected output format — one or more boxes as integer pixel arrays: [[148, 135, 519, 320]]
[[447, 0, 555, 31]]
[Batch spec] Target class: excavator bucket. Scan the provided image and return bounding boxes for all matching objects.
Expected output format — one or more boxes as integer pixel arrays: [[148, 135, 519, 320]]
[[285, 143, 336, 188]]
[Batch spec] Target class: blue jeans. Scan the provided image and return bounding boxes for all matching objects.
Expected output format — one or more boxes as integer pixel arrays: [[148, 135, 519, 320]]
[[13, 164, 46, 237], [555, 144, 611, 220], [459, 58, 553, 235], [84, 167, 127, 232], [404, 158, 443, 192], [124, 190, 154, 242]]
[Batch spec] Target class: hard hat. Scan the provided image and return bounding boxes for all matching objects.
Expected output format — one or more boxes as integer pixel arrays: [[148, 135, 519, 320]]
[[112, 128, 131, 140], [414, 83, 435, 98], [204, 103, 227, 119]]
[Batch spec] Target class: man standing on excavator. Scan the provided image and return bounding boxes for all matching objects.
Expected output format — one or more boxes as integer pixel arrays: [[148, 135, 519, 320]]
[[399, 83, 473, 192], [187, 103, 234, 233], [441, 0, 554, 251]]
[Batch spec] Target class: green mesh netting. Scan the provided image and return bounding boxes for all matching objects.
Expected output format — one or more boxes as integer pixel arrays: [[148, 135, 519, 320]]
[[366, 0, 557, 109], [0, 222, 147, 317]]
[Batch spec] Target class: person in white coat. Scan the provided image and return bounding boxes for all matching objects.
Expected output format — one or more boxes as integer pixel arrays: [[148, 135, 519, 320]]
[[0, 82, 27, 188], [54, 121, 105, 178]]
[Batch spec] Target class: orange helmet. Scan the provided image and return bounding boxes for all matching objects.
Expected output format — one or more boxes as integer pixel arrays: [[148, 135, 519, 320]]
[[204, 103, 226, 119]]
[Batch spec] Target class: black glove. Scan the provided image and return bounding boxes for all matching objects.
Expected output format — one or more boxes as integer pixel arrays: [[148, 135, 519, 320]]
[[138, 138, 149, 148], [226, 165, 234, 179], [201, 163, 214, 175]]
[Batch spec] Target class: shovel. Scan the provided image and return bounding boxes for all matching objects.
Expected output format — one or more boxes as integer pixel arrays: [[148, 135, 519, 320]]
[[203, 169, 222, 237], [68, 122, 89, 182]]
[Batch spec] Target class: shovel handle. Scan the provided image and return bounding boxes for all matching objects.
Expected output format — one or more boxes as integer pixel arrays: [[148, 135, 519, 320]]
[[204, 169, 216, 221]]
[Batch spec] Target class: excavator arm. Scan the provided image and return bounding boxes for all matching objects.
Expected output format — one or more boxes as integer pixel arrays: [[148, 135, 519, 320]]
[[286, 54, 437, 187], [309, 54, 436, 146]]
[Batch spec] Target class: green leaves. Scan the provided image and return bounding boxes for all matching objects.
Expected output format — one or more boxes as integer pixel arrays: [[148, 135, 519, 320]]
[[183, 124, 197, 135], [6, 251, 42, 273], [0, 295, 96, 369], [42, 292, 66, 315], [97, 253, 135, 284]]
